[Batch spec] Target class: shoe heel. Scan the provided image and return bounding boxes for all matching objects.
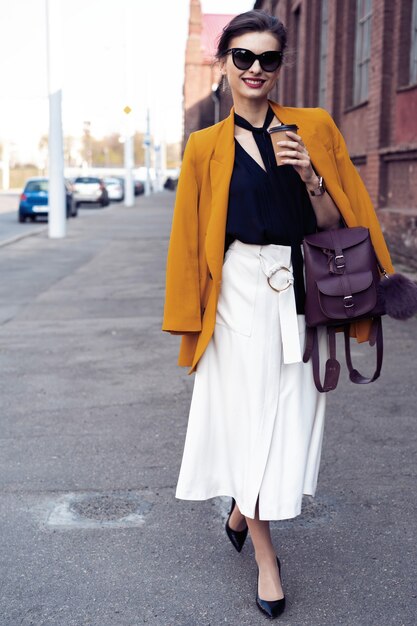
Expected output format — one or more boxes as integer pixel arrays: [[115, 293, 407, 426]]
[[225, 498, 248, 553], [255, 557, 285, 619]]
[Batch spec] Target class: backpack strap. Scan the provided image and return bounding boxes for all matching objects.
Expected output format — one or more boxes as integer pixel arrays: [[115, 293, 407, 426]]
[[303, 319, 384, 392], [344, 317, 383, 384], [304, 326, 341, 393]]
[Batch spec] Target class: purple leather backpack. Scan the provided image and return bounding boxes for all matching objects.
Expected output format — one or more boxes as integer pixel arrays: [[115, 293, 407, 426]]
[[302, 227, 385, 392]]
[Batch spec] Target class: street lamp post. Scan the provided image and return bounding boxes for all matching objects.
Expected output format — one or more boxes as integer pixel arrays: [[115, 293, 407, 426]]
[[45, 0, 66, 238], [123, 106, 134, 207], [123, 0, 135, 207], [154, 142, 162, 192], [144, 108, 152, 196]]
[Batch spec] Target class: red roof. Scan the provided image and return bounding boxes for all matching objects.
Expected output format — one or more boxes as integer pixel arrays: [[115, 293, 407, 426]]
[[202, 14, 235, 63]]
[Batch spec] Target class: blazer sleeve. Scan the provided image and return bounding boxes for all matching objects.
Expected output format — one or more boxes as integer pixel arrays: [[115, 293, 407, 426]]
[[324, 110, 394, 274], [319, 109, 394, 344], [162, 133, 202, 333]]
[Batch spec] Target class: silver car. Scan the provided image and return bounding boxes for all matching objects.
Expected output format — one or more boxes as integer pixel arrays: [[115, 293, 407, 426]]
[[73, 176, 109, 208], [103, 177, 124, 202]]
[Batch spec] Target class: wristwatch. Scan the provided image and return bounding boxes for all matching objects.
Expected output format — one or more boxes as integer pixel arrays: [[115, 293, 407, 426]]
[[309, 176, 326, 196]]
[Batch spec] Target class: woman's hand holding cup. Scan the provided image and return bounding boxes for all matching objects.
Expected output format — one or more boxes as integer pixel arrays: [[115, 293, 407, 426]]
[[269, 126, 318, 188]]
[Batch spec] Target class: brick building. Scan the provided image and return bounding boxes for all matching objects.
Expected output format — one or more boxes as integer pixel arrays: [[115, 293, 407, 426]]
[[183, 0, 234, 145], [183, 0, 417, 267]]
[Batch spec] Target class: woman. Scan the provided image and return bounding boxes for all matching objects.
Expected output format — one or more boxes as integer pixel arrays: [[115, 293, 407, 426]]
[[163, 10, 393, 620]]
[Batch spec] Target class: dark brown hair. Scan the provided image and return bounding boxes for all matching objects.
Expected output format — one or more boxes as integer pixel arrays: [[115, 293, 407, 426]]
[[215, 10, 287, 61]]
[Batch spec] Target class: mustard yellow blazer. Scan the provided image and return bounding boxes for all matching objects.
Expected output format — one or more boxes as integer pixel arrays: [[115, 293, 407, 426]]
[[162, 101, 394, 372]]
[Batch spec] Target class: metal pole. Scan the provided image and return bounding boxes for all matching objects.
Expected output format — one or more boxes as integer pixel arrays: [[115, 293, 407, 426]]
[[45, 0, 66, 238], [123, 111, 134, 207], [154, 141, 162, 192], [123, 0, 135, 207], [144, 108, 151, 196]]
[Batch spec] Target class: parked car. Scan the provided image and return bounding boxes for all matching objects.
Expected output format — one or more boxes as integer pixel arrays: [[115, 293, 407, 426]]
[[72, 176, 109, 207], [134, 179, 144, 195], [164, 176, 178, 191], [112, 176, 145, 197], [18, 177, 77, 223], [103, 177, 124, 202]]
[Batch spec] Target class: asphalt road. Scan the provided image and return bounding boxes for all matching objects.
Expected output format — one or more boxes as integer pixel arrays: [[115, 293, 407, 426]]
[[0, 191, 416, 626], [0, 192, 46, 247]]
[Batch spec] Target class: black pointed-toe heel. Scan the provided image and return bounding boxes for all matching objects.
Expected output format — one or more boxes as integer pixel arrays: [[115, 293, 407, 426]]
[[225, 498, 248, 553], [256, 557, 286, 619]]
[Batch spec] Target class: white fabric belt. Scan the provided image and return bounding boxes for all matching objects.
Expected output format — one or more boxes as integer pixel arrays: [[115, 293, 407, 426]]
[[259, 247, 302, 365]]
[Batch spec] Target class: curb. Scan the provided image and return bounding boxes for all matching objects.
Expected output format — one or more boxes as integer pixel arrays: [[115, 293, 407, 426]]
[[0, 225, 48, 249]]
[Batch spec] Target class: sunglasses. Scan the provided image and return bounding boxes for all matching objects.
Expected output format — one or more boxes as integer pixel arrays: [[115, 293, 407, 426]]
[[226, 48, 283, 72]]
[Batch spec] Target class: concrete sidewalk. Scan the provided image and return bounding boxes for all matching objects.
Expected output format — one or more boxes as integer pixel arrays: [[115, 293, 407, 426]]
[[0, 191, 416, 626]]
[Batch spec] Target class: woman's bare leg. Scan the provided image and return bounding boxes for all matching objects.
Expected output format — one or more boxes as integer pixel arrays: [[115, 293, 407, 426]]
[[228, 501, 247, 532], [228, 500, 284, 600], [245, 502, 284, 601]]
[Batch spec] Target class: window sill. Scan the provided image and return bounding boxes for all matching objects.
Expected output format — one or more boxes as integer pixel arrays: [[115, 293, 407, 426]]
[[351, 154, 367, 166], [396, 83, 417, 94], [344, 100, 369, 114]]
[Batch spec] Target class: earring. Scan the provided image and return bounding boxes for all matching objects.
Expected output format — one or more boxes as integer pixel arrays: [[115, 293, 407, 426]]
[[222, 76, 228, 92]]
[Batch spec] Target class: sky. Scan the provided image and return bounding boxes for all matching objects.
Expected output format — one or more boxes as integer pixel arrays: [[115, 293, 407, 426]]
[[0, 0, 254, 164]]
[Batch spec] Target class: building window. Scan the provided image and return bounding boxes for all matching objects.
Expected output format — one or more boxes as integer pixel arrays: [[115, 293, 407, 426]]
[[353, 0, 372, 104], [411, 0, 417, 84], [318, 0, 328, 108]]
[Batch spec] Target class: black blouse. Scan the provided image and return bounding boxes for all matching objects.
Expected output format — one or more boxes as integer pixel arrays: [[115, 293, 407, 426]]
[[225, 108, 317, 313]]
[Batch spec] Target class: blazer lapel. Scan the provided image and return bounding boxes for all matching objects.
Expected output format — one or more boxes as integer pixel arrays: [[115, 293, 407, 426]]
[[206, 111, 235, 283]]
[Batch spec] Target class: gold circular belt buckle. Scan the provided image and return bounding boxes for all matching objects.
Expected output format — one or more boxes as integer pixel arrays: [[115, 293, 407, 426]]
[[267, 266, 292, 293]]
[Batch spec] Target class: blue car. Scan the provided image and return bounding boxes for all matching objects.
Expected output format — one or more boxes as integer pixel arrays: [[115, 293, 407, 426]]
[[18, 177, 77, 223]]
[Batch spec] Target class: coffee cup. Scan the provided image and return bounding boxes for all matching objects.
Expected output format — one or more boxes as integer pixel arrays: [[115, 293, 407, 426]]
[[267, 124, 299, 166]]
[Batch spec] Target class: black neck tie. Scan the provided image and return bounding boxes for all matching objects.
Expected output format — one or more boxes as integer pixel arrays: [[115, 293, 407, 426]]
[[233, 106, 309, 313], [234, 106, 276, 174]]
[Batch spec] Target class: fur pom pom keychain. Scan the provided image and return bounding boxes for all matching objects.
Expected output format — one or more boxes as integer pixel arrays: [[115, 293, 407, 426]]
[[377, 272, 417, 320]]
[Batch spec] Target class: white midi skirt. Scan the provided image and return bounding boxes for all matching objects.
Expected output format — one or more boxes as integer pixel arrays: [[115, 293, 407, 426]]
[[176, 240, 327, 521]]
